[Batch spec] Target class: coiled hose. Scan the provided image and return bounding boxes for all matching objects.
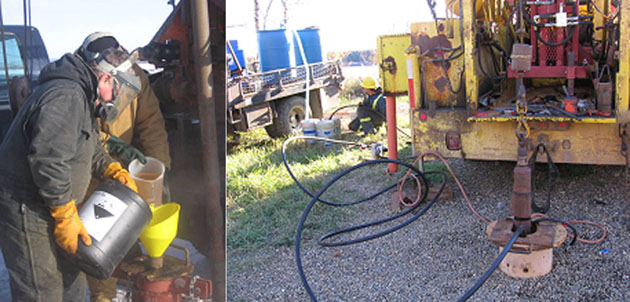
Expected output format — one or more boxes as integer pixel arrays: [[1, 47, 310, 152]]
[[294, 158, 445, 301], [284, 136, 602, 301]]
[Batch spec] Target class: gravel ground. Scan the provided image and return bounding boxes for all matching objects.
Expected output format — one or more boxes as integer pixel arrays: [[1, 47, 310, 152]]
[[227, 158, 630, 301]]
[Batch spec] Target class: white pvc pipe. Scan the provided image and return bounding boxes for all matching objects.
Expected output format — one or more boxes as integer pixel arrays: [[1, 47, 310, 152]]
[[292, 29, 310, 120]]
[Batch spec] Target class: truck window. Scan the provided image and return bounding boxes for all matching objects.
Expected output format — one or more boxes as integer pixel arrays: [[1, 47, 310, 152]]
[[0, 34, 25, 89]]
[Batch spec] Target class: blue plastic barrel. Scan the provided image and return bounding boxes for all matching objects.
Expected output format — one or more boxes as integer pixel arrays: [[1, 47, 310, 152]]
[[257, 29, 292, 72], [293, 28, 323, 66], [227, 40, 246, 73]]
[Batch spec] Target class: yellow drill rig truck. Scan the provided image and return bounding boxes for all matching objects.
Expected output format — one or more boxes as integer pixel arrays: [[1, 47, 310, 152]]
[[378, 0, 629, 166]]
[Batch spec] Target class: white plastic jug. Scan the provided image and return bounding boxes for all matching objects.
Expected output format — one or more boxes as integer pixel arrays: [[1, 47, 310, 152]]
[[128, 157, 165, 206], [316, 119, 336, 146], [301, 118, 319, 146]]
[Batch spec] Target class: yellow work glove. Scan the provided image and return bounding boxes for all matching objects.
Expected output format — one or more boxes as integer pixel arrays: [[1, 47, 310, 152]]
[[49, 200, 92, 254], [104, 161, 138, 193]]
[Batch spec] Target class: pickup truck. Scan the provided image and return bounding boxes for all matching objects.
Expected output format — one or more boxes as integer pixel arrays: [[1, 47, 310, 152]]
[[226, 60, 344, 137], [0, 25, 50, 141]]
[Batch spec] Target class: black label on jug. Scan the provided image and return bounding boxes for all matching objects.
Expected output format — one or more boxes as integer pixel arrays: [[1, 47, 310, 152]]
[[79, 191, 129, 242]]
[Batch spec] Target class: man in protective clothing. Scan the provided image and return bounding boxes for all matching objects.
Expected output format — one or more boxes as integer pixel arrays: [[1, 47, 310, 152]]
[[77, 32, 172, 302], [348, 76, 387, 136], [0, 42, 141, 301]]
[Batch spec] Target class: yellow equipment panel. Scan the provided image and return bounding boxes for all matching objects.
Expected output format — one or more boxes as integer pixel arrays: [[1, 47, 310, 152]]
[[377, 34, 411, 95]]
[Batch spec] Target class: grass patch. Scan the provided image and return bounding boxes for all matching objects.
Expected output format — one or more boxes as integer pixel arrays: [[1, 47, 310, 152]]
[[227, 95, 422, 252], [227, 128, 370, 251]]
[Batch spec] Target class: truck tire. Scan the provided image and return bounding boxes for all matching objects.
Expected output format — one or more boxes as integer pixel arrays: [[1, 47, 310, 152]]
[[265, 96, 306, 138]]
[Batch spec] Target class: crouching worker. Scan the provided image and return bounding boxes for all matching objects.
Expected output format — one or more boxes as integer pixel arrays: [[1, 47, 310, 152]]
[[0, 42, 141, 301], [348, 76, 386, 136]]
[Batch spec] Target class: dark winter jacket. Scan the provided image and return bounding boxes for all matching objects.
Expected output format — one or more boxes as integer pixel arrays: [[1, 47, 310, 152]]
[[361, 87, 386, 115], [0, 53, 113, 212]]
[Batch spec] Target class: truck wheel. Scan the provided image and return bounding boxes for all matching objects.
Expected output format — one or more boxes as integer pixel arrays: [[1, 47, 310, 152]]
[[265, 96, 306, 137]]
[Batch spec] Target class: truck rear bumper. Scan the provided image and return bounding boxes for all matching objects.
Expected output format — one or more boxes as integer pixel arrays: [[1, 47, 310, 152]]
[[412, 109, 625, 165]]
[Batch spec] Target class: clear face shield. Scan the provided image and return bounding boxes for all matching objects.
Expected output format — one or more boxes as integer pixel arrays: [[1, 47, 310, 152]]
[[95, 48, 142, 122]]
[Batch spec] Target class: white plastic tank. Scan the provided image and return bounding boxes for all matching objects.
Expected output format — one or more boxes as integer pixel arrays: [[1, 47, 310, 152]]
[[301, 119, 319, 145], [316, 119, 336, 146], [331, 117, 341, 139]]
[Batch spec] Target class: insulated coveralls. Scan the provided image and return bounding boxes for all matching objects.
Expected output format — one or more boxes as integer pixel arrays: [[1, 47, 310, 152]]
[[0, 53, 116, 302], [86, 64, 171, 301], [348, 87, 387, 135]]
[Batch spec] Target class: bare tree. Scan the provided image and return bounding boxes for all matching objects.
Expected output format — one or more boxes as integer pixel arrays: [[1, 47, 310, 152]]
[[263, 0, 274, 30], [254, 0, 310, 30], [254, 0, 260, 30], [281, 0, 288, 25]]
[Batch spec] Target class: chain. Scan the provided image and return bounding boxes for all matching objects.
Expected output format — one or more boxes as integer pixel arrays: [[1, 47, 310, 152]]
[[515, 77, 530, 140], [182, 275, 204, 302], [516, 118, 530, 140]]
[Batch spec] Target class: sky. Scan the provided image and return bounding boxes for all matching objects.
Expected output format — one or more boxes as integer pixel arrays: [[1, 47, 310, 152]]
[[227, 0, 447, 59], [1, 0, 175, 61]]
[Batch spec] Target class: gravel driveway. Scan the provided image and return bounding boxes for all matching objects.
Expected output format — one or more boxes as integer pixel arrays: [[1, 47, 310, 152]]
[[228, 158, 630, 301]]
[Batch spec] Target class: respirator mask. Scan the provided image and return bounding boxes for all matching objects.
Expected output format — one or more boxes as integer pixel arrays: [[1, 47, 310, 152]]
[[92, 48, 142, 122]]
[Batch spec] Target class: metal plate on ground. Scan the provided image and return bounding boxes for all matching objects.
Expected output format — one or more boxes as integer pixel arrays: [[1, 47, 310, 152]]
[[487, 218, 567, 251]]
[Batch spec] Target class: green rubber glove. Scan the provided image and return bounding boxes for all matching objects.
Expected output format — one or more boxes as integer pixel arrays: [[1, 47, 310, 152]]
[[106, 135, 147, 166]]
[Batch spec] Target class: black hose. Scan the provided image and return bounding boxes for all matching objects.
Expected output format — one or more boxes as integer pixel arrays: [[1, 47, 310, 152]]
[[477, 41, 504, 82], [327, 103, 413, 138], [533, 26, 576, 47], [420, 46, 462, 57], [421, 49, 465, 106], [327, 104, 357, 120], [318, 170, 443, 247], [519, 0, 579, 47], [528, 143, 558, 214], [282, 136, 399, 206], [295, 158, 444, 301], [490, 41, 508, 73], [532, 217, 578, 246], [457, 225, 526, 302]]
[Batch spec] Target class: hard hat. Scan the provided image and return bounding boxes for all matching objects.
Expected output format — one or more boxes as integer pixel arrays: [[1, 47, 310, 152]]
[[360, 77, 377, 89], [77, 32, 121, 63]]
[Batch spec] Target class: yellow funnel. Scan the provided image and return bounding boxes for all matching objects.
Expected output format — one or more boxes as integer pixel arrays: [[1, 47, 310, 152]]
[[140, 203, 180, 258]]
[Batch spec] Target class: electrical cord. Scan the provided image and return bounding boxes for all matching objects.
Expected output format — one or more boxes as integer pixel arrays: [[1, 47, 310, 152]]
[[457, 225, 526, 302], [413, 151, 492, 224], [566, 220, 607, 244], [531, 213, 606, 244], [409, 151, 608, 246], [532, 217, 577, 246]]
